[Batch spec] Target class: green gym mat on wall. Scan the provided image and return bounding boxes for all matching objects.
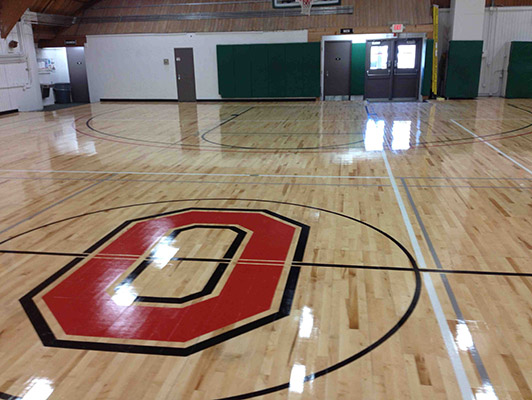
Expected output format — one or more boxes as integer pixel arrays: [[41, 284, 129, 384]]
[[217, 42, 320, 98], [445, 40, 483, 99], [506, 41, 532, 98], [350, 43, 365, 96]]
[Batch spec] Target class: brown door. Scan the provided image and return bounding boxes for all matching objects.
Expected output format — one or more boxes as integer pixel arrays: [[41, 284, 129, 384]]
[[174, 48, 197, 102], [391, 38, 423, 100], [365, 38, 423, 101], [364, 39, 394, 100], [324, 41, 351, 96]]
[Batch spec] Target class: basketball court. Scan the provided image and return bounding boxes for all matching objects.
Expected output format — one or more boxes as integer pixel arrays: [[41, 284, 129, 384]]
[[1, 1, 532, 399]]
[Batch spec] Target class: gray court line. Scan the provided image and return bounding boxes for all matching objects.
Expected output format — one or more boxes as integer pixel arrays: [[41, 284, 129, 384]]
[[451, 119, 532, 177], [0, 174, 116, 237], [0, 175, 390, 188], [0, 169, 387, 180], [401, 177, 497, 398], [381, 150, 474, 400], [402, 176, 532, 181], [407, 184, 532, 190], [1, 168, 531, 183], [3, 176, 532, 191]]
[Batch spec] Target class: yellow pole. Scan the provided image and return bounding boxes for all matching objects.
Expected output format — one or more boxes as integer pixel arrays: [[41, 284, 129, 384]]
[[432, 5, 439, 96]]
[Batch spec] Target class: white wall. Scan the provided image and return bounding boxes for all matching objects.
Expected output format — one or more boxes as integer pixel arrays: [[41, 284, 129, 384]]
[[480, 7, 532, 97], [85, 30, 308, 102], [36, 47, 70, 106], [450, 0, 485, 41], [0, 22, 42, 112], [439, 6, 532, 97]]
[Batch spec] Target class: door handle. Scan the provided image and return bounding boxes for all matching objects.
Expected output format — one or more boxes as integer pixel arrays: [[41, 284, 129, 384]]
[[326, 71, 329, 77], [178, 74, 181, 81]]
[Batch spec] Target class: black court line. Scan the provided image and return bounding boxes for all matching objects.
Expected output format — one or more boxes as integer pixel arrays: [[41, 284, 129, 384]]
[[1, 198, 421, 400], [172, 106, 255, 145], [0, 392, 19, 400], [509, 103, 532, 115], [2, 249, 531, 278], [80, 101, 532, 151], [84, 106, 217, 147], [0, 174, 117, 237]]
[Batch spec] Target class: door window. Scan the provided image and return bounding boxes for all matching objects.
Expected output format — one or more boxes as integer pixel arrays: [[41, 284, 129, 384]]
[[370, 46, 388, 70], [396, 44, 416, 69]]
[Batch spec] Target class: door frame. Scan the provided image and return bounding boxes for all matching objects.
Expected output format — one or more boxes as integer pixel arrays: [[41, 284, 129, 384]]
[[320, 33, 426, 101]]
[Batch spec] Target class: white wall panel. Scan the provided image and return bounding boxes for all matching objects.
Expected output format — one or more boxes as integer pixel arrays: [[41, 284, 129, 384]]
[[85, 30, 308, 102], [0, 22, 42, 112], [479, 7, 532, 97], [439, 7, 532, 97]]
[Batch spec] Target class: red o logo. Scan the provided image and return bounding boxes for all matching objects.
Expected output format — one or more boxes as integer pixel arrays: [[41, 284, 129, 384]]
[[22, 208, 309, 356]]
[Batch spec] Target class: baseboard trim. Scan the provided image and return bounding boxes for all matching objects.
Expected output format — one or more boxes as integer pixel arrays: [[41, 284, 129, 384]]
[[100, 98, 179, 102], [0, 109, 19, 116], [100, 98, 317, 103], [197, 98, 317, 102]]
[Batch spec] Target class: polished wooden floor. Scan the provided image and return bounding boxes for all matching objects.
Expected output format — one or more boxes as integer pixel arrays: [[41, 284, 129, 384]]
[[0, 98, 531, 400]]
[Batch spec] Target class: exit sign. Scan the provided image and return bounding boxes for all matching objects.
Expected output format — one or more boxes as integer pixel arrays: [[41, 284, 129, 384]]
[[391, 24, 404, 33]]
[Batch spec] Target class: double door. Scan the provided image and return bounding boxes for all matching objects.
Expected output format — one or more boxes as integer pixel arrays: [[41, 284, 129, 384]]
[[364, 38, 422, 101]]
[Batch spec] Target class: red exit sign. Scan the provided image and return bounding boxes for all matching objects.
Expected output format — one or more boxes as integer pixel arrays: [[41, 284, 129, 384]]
[[391, 24, 404, 33]]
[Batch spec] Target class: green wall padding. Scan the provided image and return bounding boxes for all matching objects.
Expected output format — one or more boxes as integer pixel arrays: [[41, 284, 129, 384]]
[[233, 45, 252, 98], [250, 45, 269, 97], [267, 44, 286, 97], [217, 42, 320, 98], [421, 39, 433, 96], [350, 43, 365, 95], [445, 40, 483, 99], [506, 41, 532, 98], [216, 46, 235, 98]]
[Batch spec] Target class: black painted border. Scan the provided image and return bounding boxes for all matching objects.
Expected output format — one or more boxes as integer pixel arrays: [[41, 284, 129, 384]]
[[19, 208, 310, 357], [2, 198, 420, 400], [119, 225, 247, 305]]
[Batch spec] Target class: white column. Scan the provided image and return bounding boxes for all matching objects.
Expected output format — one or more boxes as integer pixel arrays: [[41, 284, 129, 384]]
[[450, 0, 485, 41]]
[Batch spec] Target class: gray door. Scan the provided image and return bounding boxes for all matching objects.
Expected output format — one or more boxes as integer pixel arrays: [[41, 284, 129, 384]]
[[364, 40, 394, 100], [66, 47, 90, 103], [391, 38, 422, 99], [324, 41, 351, 96], [174, 48, 196, 102]]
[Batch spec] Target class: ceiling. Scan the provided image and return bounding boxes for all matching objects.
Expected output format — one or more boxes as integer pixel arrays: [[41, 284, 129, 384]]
[[2, 0, 532, 42], [0, 0, 102, 39]]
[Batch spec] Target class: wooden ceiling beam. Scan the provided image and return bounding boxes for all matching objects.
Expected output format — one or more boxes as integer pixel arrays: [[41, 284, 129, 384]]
[[35, 0, 104, 46], [0, 0, 35, 38]]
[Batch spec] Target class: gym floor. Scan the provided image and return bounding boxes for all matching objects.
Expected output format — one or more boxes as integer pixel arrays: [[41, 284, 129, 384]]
[[0, 98, 531, 399]]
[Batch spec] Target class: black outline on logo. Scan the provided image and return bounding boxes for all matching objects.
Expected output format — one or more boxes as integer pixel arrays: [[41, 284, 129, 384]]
[[1, 198, 421, 400], [117, 225, 247, 304], [19, 208, 310, 357]]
